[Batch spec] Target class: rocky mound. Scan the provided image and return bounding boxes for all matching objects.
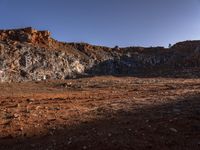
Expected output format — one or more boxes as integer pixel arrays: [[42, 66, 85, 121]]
[[0, 27, 200, 82]]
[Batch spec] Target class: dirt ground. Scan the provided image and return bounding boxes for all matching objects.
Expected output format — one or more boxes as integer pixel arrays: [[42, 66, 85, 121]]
[[0, 76, 199, 150]]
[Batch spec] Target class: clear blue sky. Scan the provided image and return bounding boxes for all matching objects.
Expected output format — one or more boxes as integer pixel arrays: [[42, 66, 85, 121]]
[[0, 0, 200, 47]]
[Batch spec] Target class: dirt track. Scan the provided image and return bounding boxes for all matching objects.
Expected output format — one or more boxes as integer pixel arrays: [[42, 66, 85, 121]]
[[0, 76, 200, 150]]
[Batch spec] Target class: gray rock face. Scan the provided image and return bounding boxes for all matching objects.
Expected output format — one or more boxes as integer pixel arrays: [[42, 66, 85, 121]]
[[0, 28, 200, 82], [0, 43, 88, 82]]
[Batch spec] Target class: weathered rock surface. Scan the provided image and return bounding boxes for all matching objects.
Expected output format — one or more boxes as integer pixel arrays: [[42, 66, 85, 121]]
[[0, 27, 200, 82]]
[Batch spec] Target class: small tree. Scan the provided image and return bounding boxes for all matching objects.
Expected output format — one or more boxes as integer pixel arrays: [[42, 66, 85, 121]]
[[114, 45, 119, 50], [168, 43, 172, 48]]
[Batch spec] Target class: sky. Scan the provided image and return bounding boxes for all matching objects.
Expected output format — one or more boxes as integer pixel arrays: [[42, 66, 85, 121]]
[[0, 0, 200, 47]]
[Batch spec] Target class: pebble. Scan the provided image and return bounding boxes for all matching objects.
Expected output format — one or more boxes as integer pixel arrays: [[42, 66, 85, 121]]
[[35, 106, 41, 110], [67, 141, 72, 145], [48, 118, 56, 121], [170, 128, 178, 133], [26, 98, 34, 103], [19, 127, 23, 131], [15, 104, 20, 107], [13, 113, 19, 118]]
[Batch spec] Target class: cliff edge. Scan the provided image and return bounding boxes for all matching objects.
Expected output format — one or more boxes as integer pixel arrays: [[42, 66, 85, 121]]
[[0, 27, 200, 82]]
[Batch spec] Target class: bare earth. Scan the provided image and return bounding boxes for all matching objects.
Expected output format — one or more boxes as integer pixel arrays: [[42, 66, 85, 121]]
[[0, 76, 199, 150]]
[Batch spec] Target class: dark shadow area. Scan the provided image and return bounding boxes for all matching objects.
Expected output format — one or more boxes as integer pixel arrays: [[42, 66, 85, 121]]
[[0, 94, 199, 150], [85, 58, 200, 79]]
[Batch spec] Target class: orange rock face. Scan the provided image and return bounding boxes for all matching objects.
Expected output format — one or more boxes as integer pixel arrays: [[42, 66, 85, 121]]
[[0, 27, 52, 47]]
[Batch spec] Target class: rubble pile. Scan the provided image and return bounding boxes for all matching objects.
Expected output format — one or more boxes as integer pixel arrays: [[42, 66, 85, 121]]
[[0, 27, 200, 82]]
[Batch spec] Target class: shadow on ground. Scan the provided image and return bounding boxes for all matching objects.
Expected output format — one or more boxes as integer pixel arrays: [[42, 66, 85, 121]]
[[0, 95, 200, 150]]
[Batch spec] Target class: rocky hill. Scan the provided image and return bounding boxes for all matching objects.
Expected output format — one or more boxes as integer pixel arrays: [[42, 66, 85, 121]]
[[0, 27, 200, 82]]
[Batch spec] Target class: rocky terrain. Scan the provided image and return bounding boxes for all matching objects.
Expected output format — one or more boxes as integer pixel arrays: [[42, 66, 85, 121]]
[[0, 27, 200, 82], [0, 77, 200, 150], [0, 28, 200, 150]]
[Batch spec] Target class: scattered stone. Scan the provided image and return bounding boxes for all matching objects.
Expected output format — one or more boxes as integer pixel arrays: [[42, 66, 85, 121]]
[[170, 128, 178, 133], [26, 98, 35, 102], [13, 113, 19, 118], [35, 106, 41, 110], [48, 117, 56, 121], [18, 127, 23, 131], [67, 141, 72, 145]]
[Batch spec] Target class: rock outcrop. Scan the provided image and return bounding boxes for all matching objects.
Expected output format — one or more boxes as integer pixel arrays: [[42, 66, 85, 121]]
[[0, 27, 200, 82], [0, 27, 51, 46]]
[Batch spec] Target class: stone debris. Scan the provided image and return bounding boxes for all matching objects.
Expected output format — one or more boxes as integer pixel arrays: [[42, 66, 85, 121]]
[[169, 128, 178, 133], [0, 77, 199, 149]]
